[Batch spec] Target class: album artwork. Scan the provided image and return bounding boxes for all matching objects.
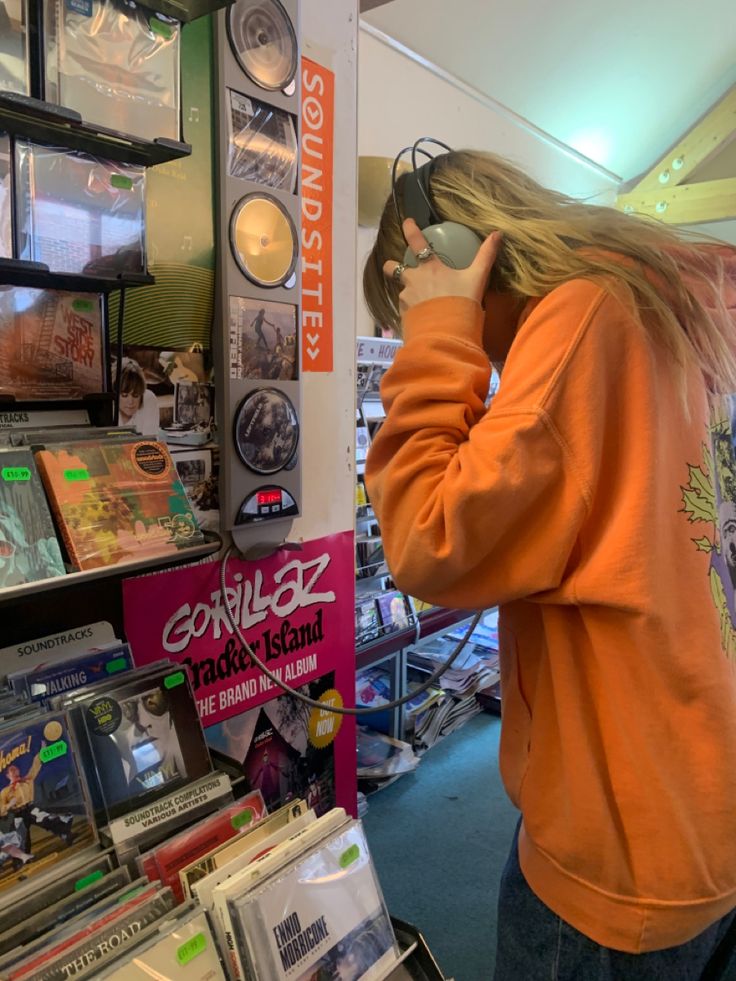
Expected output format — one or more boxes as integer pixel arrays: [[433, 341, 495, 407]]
[[230, 820, 398, 981], [43, 0, 181, 143], [170, 447, 219, 535], [14, 140, 146, 276], [0, 0, 28, 95], [376, 592, 411, 634], [8, 644, 133, 706], [59, 666, 212, 822], [227, 89, 298, 192], [229, 296, 297, 381], [0, 714, 96, 898], [233, 388, 299, 475], [0, 288, 105, 400], [0, 447, 66, 588], [173, 380, 214, 429], [206, 674, 337, 818], [0, 133, 11, 259], [34, 437, 204, 571]]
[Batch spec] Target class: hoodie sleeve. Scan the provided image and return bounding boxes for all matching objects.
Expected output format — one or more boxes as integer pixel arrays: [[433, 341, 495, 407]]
[[364, 295, 590, 610]]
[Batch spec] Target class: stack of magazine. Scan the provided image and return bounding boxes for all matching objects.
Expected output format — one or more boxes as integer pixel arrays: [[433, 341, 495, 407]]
[[0, 622, 405, 980]]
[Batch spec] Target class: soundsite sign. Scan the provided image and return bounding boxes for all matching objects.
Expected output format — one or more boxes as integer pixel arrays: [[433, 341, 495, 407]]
[[301, 58, 334, 373]]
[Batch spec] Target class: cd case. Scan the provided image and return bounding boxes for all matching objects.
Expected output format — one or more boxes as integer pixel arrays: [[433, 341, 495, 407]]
[[0, 132, 11, 259], [33, 437, 204, 571], [0, 288, 106, 400], [229, 296, 297, 381], [7, 643, 133, 706], [14, 140, 146, 276], [227, 89, 297, 192], [233, 387, 299, 475], [0, 446, 66, 588], [57, 664, 212, 823], [43, 0, 181, 143], [227, 0, 298, 92], [0, 0, 29, 95], [0, 712, 98, 899]]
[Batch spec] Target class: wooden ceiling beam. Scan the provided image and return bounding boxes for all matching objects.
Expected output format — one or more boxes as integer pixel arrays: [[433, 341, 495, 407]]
[[615, 177, 736, 225], [627, 85, 736, 194]]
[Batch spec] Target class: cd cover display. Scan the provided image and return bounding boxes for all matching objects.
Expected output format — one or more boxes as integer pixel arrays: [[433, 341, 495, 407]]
[[0, 0, 29, 95], [0, 288, 106, 400], [0, 713, 97, 898], [43, 0, 181, 143], [0, 447, 66, 588], [62, 666, 212, 822], [0, 133, 11, 259], [227, 0, 297, 91], [206, 673, 337, 817], [233, 387, 298, 475], [14, 140, 146, 276], [33, 438, 204, 571], [229, 296, 297, 381], [227, 89, 297, 192], [229, 192, 297, 288], [231, 820, 398, 981]]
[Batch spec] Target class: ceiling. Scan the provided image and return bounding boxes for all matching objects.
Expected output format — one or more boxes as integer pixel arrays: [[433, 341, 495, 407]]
[[360, 0, 736, 185]]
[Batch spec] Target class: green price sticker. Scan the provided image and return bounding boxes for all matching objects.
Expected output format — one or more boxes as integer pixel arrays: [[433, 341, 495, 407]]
[[39, 740, 68, 763], [72, 299, 94, 312], [1, 467, 31, 482], [164, 671, 185, 690], [110, 174, 133, 190], [105, 657, 128, 675], [177, 932, 207, 965], [117, 886, 145, 904], [339, 844, 360, 869], [74, 869, 104, 892], [64, 468, 90, 482], [150, 17, 173, 39], [231, 808, 254, 831]]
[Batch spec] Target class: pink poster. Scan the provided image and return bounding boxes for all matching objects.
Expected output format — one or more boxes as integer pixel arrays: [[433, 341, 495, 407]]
[[123, 531, 357, 817]]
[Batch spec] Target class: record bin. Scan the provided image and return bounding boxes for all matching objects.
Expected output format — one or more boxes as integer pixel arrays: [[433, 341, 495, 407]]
[[386, 918, 450, 981]]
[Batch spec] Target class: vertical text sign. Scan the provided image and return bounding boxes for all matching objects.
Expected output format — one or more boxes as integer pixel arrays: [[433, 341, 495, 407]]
[[301, 58, 334, 372]]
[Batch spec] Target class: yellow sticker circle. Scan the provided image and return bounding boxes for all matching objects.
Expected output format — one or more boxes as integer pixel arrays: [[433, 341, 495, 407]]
[[308, 689, 344, 749], [43, 720, 63, 743]]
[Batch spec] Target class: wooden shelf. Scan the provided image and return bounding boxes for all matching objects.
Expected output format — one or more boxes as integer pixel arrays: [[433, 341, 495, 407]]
[[0, 532, 222, 606]]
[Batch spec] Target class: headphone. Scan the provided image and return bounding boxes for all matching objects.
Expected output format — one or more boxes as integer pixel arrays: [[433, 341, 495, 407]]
[[391, 137, 483, 270]]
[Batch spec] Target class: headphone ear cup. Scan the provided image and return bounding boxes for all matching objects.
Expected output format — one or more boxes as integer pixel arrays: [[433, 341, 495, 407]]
[[404, 222, 483, 270]]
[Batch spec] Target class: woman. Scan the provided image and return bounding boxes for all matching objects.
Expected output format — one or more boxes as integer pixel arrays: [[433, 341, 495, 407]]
[[115, 357, 159, 435], [363, 148, 736, 979]]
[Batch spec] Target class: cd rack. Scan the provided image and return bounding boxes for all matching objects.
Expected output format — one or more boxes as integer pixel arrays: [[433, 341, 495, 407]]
[[213, 0, 302, 551]]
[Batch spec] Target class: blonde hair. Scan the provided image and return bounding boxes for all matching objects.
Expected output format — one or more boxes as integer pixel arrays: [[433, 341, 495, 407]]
[[363, 149, 736, 396]]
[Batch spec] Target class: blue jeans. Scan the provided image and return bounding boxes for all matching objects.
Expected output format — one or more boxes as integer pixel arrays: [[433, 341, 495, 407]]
[[494, 823, 736, 981]]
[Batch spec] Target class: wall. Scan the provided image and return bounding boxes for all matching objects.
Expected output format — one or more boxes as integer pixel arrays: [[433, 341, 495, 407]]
[[356, 24, 620, 336]]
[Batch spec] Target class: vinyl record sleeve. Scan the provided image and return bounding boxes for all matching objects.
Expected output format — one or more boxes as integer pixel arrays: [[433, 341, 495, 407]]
[[0, 288, 106, 401], [0, 133, 11, 259], [0, 447, 66, 587], [227, 89, 297, 192], [33, 437, 204, 571], [14, 140, 146, 276], [8, 643, 133, 706], [229, 296, 297, 381], [229, 192, 297, 288], [212, 808, 348, 981], [97, 906, 226, 981], [227, 0, 297, 91], [0, 0, 29, 95], [137, 789, 266, 903], [233, 387, 298, 475], [0, 712, 97, 900], [58, 665, 212, 823], [43, 0, 181, 143], [231, 819, 398, 981]]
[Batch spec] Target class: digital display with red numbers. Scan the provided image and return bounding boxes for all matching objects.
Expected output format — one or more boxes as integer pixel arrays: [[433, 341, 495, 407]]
[[257, 489, 282, 506]]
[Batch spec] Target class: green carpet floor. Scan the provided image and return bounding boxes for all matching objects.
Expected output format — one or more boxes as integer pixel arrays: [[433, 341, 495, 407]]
[[362, 712, 519, 981]]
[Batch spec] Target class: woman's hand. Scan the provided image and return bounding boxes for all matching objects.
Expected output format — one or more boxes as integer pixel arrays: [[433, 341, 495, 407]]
[[383, 218, 503, 313]]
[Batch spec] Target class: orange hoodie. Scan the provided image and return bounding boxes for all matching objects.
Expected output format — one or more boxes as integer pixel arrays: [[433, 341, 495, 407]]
[[365, 251, 736, 954]]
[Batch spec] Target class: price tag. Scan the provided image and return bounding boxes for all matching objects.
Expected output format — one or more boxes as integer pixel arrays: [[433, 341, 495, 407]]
[[164, 671, 185, 690], [39, 740, 68, 763], [75, 870, 104, 891], [1, 467, 31, 482], [231, 808, 254, 831], [339, 844, 360, 868], [105, 657, 128, 675], [64, 469, 90, 482], [177, 932, 207, 965]]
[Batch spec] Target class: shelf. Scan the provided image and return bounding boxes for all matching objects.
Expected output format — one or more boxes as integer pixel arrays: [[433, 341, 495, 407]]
[[0, 258, 155, 294], [356, 606, 472, 670], [0, 532, 222, 605], [0, 93, 191, 167], [140, 0, 235, 21]]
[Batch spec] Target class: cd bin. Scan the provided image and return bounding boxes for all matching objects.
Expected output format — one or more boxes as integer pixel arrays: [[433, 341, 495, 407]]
[[213, 0, 302, 553]]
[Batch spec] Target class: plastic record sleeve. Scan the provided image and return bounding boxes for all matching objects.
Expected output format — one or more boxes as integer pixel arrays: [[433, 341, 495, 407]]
[[233, 386, 299, 475], [0, 132, 11, 259], [0, 0, 29, 95], [227, 0, 297, 92], [229, 192, 298, 288]]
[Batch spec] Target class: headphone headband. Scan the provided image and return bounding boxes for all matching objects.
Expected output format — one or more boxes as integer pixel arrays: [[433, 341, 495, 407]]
[[391, 137, 453, 229]]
